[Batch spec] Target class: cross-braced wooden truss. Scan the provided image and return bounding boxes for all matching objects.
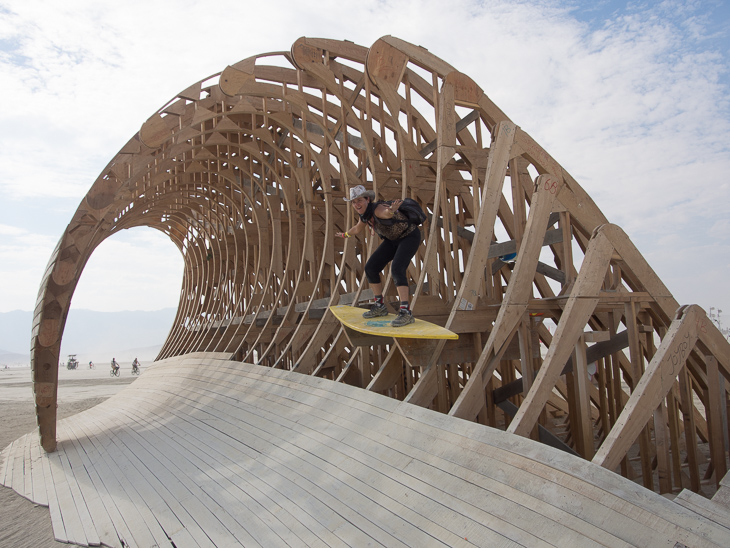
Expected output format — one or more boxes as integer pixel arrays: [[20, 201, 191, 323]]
[[32, 36, 730, 498]]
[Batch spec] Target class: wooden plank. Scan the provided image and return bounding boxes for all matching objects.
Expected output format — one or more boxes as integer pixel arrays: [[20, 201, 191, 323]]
[[172, 367, 589, 546], [82, 397, 315, 546], [469, 326, 624, 406], [67, 411, 183, 548], [498, 400, 578, 456], [90, 408, 222, 547], [21, 295, 730, 548], [396, 403, 729, 547], [59, 421, 126, 548], [558, 210, 575, 287], [11, 434, 27, 497], [47, 442, 88, 545], [124, 387, 423, 546], [142, 362, 545, 544], [121, 366, 376, 544], [673, 490, 730, 529], [23, 430, 33, 501], [55, 425, 102, 547], [712, 486, 730, 509], [198, 362, 724, 544], [29, 434, 48, 506], [41, 436, 68, 543], [517, 319, 534, 396], [114, 404, 316, 548], [218, 358, 724, 540], [93, 408, 270, 547], [601, 224, 678, 325], [0, 439, 14, 487]]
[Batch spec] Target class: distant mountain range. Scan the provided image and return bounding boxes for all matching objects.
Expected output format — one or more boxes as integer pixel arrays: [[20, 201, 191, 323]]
[[0, 308, 177, 366]]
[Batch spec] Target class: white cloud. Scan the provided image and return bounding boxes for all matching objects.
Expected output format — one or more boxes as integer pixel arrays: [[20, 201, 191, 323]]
[[0, 224, 26, 236]]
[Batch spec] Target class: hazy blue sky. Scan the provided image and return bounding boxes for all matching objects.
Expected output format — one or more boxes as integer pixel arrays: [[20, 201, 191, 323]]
[[1, 0, 728, 329]]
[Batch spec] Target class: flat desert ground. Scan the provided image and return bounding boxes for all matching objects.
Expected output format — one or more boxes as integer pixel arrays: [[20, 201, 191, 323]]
[[0, 364, 138, 548]]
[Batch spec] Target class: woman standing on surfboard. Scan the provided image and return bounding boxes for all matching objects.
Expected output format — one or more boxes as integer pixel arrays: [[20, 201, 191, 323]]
[[335, 185, 421, 327]]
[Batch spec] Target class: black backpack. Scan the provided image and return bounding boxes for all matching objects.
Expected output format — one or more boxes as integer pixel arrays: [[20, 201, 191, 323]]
[[382, 198, 427, 225]]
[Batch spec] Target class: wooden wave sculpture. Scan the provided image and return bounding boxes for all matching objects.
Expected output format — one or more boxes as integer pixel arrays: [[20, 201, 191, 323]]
[[30, 36, 730, 501]]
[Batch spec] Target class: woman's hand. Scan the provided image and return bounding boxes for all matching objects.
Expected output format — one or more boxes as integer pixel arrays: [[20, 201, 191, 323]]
[[389, 199, 403, 212], [377, 199, 403, 219], [335, 232, 351, 239]]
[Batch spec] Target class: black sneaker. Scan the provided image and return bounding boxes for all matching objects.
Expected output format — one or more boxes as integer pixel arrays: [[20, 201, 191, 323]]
[[363, 302, 388, 318], [392, 309, 415, 327]]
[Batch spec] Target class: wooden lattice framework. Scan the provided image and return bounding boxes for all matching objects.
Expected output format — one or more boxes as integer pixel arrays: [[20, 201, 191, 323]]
[[32, 36, 730, 498]]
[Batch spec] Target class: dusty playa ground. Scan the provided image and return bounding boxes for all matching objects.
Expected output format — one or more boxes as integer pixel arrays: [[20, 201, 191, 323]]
[[0, 364, 138, 548]]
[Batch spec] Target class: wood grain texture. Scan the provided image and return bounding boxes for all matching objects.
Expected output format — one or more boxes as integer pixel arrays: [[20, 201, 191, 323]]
[[3, 354, 729, 547]]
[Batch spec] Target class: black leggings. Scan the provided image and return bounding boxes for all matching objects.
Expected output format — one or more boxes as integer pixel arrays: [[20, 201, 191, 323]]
[[365, 228, 421, 287]]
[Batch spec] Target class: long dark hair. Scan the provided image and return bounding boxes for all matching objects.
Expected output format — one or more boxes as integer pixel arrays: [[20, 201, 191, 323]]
[[359, 200, 377, 227]]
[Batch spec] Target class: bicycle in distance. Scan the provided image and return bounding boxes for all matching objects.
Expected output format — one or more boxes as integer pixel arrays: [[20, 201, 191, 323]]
[[131, 358, 141, 376], [110, 358, 120, 377]]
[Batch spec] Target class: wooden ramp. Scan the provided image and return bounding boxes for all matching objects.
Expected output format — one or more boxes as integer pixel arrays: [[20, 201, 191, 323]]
[[2, 352, 729, 548]]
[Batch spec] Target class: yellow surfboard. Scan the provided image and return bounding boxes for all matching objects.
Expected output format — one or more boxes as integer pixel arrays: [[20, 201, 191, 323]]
[[329, 305, 458, 340]]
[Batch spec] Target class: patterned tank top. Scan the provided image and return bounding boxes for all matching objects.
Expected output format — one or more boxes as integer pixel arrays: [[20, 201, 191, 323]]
[[361, 202, 416, 241]]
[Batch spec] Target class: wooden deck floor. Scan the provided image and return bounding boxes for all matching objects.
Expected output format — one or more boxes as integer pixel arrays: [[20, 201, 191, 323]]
[[2, 352, 729, 547]]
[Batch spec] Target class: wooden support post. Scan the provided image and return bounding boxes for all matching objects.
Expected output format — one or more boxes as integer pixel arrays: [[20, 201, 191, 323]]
[[654, 399, 672, 494], [359, 345, 371, 388], [435, 364, 449, 413], [367, 348, 404, 393], [337, 349, 363, 387], [666, 388, 684, 489], [558, 210, 574, 289], [572, 334, 595, 458], [679, 367, 702, 492], [518, 315, 534, 396], [501, 359, 516, 429], [396, 338, 442, 408], [485, 375, 496, 427], [448, 363, 460, 407], [596, 356, 610, 442], [706, 355, 728, 487], [624, 300, 653, 489]]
